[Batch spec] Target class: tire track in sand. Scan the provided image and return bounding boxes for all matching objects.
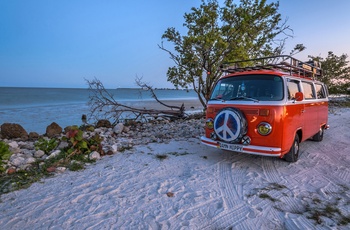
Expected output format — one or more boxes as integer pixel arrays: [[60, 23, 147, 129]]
[[218, 161, 246, 208], [203, 159, 253, 228], [261, 157, 286, 183]]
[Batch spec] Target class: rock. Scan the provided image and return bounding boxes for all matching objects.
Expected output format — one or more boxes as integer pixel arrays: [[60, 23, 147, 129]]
[[57, 141, 69, 149], [6, 168, 16, 175], [10, 155, 26, 167], [111, 143, 119, 153], [166, 192, 174, 197], [9, 147, 21, 154], [0, 123, 28, 140], [25, 157, 36, 164], [96, 119, 112, 128], [93, 128, 101, 133], [64, 125, 79, 133], [56, 167, 66, 173], [89, 145, 97, 151], [18, 164, 32, 171], [22, 149, 34, 156], [18, 141, 34, 150], [46, 166, 56, 173], [28, 132, 40, 140], [113, 123, 124, 134], [89, 151, 101, 160], [47, 150, 61, 159], [46, 122, 62, 138], [8, 141, 18, 149], [123, 126, 130, 133], [34, 150, 45, 158]]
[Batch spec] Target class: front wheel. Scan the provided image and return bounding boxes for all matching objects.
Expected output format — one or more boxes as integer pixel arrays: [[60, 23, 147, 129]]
[[284, 134, 300, 162]]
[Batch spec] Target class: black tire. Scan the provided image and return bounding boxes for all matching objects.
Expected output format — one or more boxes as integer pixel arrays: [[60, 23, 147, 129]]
[[284, 134, 300, 162], [312, 127, 324, 142]]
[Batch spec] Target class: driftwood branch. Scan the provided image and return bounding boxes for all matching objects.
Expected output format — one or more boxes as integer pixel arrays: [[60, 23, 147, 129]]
[[86, 78, 185, 124]]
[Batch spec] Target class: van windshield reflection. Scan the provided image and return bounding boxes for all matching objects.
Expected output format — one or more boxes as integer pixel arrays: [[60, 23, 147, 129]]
[[210, 74, 284, 101]]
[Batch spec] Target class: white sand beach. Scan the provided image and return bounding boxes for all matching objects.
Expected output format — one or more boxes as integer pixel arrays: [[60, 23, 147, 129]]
[[0, 108, 349, 229]]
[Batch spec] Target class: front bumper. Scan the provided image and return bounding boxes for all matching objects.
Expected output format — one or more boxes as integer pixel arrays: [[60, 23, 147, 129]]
[[201, 136, 282, 157]]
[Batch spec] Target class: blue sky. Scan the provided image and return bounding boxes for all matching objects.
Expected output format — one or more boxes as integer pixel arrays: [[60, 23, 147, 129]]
[[1, 0, 349, 88]]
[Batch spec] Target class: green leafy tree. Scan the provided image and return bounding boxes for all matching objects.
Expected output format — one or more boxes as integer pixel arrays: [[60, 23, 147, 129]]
[[310, 52, 350, 94], [159, 0, 291, 107]]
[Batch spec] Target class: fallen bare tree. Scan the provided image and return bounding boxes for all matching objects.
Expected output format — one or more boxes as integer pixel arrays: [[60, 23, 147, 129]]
[[86, 78, 185, 124]]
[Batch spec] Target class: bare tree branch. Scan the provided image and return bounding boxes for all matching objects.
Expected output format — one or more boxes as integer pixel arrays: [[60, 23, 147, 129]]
[[86, 78, 185, 124]]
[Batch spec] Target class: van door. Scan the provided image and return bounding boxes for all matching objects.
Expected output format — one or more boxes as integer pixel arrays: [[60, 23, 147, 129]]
[[285, 79, 303, 149], [315, 83, 328, 127], [301, 81, 319, 139]]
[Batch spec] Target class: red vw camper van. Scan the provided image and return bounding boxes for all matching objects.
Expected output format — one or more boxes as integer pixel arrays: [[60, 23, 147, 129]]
[[201, 55, 329, 162]]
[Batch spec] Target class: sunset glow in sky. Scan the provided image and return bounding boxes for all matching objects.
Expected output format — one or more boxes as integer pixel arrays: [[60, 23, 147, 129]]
[[1, 0, 349, 88]]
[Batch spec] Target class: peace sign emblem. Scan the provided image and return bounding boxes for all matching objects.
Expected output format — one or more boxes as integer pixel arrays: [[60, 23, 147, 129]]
[[214, 109, 242, 142]]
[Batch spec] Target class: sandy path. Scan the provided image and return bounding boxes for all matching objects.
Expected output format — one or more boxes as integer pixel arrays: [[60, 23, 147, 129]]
[[0, 109, 349, 229]]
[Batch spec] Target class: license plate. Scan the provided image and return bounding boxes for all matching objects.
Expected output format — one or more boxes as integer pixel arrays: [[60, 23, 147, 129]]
[[218, 142, 243, 152]]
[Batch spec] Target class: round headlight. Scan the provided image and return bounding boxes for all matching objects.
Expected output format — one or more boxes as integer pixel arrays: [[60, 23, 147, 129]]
[[206, 118, 214, 129], [257, 122, 272, 136]]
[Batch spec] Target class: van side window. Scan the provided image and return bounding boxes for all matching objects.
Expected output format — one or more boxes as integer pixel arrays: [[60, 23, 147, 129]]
[[302, 82, 316, 99], [315, 83, 326, 99], [287, 80, 300, 100]]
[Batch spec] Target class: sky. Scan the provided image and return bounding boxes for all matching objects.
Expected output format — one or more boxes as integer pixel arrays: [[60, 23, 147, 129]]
[[1, 0, 349, 89]]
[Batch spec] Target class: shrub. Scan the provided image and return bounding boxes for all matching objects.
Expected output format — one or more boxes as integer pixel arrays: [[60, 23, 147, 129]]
[[0, 141, 12, 173], [63, 127, 103, 157], [35, 138, 58, 154]]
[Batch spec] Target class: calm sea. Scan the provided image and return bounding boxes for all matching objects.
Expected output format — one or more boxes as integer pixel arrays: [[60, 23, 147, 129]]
[[0, 87, 198, 134]]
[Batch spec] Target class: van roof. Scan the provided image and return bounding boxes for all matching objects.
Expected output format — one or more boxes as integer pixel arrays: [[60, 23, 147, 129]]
[[220, 55, 322, 80]]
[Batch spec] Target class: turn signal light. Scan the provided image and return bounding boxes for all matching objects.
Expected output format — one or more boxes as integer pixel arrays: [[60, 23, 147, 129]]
[[259, 109, 270, 116]]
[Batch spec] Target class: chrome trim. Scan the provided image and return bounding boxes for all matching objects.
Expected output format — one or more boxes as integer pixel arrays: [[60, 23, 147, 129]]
[[207, 100, 286, 106], [201, 136, 281, 157]]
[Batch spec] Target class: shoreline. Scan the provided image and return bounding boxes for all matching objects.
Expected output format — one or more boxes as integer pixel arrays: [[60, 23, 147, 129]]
[[0, 99, 204, 134]]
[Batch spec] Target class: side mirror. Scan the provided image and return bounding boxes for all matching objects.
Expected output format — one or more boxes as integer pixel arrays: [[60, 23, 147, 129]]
[[295, 92, 304, 101]]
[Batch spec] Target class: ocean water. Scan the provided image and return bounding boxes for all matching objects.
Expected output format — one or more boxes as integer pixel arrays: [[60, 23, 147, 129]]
[[0, 87, 198, 134]]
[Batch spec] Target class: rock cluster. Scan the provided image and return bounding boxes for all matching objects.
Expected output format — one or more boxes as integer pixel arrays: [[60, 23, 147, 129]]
[[0, 117, 205, 174]]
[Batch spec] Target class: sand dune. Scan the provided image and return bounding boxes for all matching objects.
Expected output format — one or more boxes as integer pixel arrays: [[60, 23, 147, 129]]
[[0, 108, 349, 229]]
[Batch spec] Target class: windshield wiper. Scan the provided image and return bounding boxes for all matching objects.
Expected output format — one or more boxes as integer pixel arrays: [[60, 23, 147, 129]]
[[229, 96, 259, 103]]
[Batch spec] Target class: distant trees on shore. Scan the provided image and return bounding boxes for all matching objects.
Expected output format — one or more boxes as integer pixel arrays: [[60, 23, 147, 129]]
[[309, 52, 350, 95]]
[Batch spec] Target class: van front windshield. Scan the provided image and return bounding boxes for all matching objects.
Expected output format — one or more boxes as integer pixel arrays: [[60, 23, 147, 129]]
[[210, 74, 284, 101]]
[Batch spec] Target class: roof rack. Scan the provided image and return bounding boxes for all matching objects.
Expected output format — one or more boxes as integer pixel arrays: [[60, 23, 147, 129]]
[[220, 55, 322, 79]]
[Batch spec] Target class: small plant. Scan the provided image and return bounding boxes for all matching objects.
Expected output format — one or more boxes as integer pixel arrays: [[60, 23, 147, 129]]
[[0, 141, 12, 173], [168, 151, 190, 156], [340, 215, 350, 226], [0, 162, 48, 194], [35, 138, 58, 154], [118, 145, 133, 152], [156, 154, 168, 160], [259, 193, 279, 202], [267, 183, 287, 191], [63, 127, 103, 157], [68, 161, 85, 171]]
